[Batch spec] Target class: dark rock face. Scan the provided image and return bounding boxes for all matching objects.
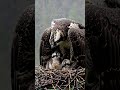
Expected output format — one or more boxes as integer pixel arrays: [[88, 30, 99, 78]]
[[11, 5, 35, 90], [85, 4, 120, 90], [87, 0, 120, 8], [105, 0, 120, 8]]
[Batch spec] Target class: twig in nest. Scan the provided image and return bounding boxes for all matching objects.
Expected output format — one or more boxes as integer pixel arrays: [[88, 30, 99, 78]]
[[35, 65, 85, 90], [63, 71, 79, 90]]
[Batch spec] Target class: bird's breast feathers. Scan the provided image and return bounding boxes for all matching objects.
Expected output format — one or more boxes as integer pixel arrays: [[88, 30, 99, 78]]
[[57, 39, 70, 49]]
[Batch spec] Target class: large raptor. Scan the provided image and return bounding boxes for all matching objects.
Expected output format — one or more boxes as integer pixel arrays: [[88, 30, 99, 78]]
[[40, 18, 85, 68]]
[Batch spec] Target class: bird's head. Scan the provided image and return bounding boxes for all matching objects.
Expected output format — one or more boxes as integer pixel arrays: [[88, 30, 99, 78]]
[[49, 24, 69, 49], [68, 22, 85, 29], [51, 51, 62, 69]]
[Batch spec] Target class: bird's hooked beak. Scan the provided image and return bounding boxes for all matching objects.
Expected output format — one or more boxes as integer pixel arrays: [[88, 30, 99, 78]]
[[50, 29, 64, 49]]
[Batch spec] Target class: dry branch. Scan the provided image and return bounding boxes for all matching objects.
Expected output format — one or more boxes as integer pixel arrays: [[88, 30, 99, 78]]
[[35, 65, 85, 90]]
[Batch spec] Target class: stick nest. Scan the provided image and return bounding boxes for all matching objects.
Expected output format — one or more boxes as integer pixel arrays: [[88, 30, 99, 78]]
[[35, 65, 85, 90]]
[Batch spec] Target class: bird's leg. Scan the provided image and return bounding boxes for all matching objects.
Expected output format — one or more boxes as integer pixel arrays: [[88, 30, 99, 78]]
[[70, 45, 74, 64], [59, 45, 66, 60]]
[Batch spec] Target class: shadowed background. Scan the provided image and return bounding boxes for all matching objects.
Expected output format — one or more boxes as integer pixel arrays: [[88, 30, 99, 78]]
[[0, 0, 34, 90]]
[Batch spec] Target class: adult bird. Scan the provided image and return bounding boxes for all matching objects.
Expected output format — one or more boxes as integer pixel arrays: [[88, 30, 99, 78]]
[[40, 18, 85, 69]]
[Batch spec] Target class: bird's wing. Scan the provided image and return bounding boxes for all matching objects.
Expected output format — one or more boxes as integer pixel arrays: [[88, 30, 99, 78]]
[[68, 28, 85, 67], [40, 27, 52, 67]]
